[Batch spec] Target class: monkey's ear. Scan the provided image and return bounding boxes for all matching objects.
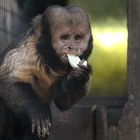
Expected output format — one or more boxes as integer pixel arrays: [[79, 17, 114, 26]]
[[31, 15, 42, 27]]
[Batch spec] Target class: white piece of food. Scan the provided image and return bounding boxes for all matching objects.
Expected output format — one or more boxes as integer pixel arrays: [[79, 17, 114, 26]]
[[67, 54, 87, 68]]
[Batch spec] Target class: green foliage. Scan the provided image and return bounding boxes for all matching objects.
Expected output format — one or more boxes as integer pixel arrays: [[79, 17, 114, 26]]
[[69, 0, 127, 21], [90, 27, 127, 96], [90, 25, 127, 96], [69, 0, 127, 96]]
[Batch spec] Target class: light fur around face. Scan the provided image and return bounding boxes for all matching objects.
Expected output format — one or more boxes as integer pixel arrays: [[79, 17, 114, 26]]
[[1, 34, 63, 102]]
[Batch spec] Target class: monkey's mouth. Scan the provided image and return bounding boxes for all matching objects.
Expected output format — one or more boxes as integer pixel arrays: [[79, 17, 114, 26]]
[[62, 54, 77, 64], [63, 53, 79, 57], [62, 54, 73, 60], [63, 54, 68, 58], [60, 54, 68, 63]]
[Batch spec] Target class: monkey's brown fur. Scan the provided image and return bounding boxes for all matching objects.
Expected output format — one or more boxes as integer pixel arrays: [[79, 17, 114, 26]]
[[1, 32, 64, 102], [0, 5, 93, 140]]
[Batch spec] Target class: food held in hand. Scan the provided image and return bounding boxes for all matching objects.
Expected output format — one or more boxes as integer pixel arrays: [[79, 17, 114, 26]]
[[67, 54, 87, 68]]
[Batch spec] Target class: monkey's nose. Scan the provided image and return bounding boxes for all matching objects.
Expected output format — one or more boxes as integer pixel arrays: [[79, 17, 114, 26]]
[[67, 46, 80, 54], [68, 46, 73, 50]]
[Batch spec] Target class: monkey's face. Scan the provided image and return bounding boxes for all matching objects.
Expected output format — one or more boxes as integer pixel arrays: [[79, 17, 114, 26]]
[[42, 6, 92, 64], [51, 24, 91, 64]]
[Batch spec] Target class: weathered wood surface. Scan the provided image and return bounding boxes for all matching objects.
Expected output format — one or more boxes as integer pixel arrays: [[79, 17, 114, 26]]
[[0, 0, 68, 46], [118, 0, 140, 140], [48, 104, 95, 140], [47, 97, 127, 140]]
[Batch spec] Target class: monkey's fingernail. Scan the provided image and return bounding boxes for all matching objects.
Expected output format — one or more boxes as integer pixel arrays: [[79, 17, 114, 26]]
[[46, 119, 51, 127], [47, 131, 50, 135], [42, 121, 46, 137], [79, 59, 85, 64], [48, 122, 51, 127], [32, 128, 35, 133], [37, 127, 41, 137], [45, 121, 50, 135], [46, 127, 50, 135], [31, 119, 35, 133], [42, 128, 47, 137], [41, 127, 50, 137]]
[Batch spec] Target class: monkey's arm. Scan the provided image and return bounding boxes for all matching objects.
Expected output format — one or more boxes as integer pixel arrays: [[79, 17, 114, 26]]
[[53, 65, 92, 111], [0, 80, 51, 137]]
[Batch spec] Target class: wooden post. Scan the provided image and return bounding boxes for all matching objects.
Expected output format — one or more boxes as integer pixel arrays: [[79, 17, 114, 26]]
[[119, 0, 140, 139], [48, 103, 95, 140]]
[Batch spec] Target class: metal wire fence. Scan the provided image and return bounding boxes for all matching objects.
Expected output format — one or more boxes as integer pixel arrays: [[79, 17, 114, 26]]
[[0, 0, 22, 46], [0, 0, 68, 46]]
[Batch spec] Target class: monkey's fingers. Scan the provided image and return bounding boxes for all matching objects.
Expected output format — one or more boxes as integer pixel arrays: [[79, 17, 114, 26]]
[[78, 63, 91, 75], [79, 59, 86, 65], [31, 118, 42, 137], [31, 119, 36, 134], [41, 119, 51, 137], [78, 63, 88, 70], [37, 119, 41, 137], [68, 68, 84, 78], [41, 120, 47, 137], [44, 119, 51, 135]]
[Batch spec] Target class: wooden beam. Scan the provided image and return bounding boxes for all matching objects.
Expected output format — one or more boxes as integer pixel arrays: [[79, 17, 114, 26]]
[[119, 0, 140, 139]]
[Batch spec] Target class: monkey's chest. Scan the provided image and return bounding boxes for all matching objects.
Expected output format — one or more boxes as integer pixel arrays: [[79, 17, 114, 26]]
[[31, 74, 57, 103]]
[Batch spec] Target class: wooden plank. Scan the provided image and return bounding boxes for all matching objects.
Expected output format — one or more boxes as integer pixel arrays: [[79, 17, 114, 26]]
[[48, 103, 96, 140], [47, 97, 127, 140], [78, 96, 127, 107], [119, 0, 140, 139], [127, 0, 140, 98]]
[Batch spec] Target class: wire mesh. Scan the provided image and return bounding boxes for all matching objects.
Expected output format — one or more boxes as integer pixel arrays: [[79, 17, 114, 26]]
[[0, 0, 21, 45]]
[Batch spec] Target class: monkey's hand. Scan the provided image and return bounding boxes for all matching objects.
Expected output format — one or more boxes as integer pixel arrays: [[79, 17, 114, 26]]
[[1, 82, 52, 138], [30, 103, 52, 138], [67, 62, 92, 86], [53, 63, 92, 111]]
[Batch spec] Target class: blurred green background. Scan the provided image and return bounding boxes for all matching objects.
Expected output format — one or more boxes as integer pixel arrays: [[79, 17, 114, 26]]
[[69, 0, 127, 96]]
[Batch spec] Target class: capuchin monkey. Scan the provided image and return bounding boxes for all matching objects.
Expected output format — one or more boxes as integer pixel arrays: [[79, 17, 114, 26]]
[[0, 5, 93, 140]]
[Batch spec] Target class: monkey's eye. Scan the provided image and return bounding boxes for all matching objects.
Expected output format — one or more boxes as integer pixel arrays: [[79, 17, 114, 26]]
[[61, 34, 70, 42], [74, 35, 83, 42]]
